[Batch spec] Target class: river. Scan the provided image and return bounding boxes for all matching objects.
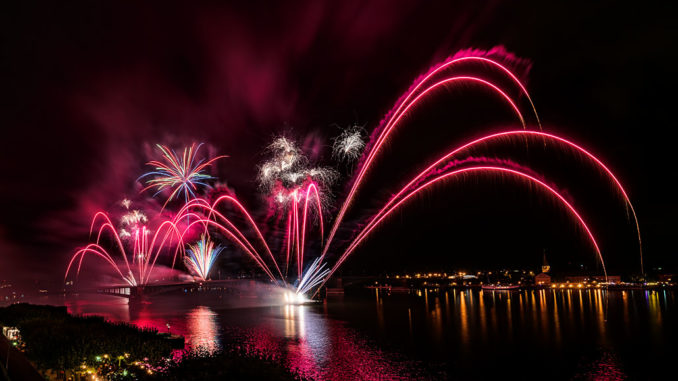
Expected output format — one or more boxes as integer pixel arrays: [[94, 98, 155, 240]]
[[29, 288, 677, 380]]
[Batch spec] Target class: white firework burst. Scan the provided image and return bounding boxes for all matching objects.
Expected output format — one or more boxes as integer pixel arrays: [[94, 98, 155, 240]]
[[332, 125, 365, 162], [258, 137, 338, 206]]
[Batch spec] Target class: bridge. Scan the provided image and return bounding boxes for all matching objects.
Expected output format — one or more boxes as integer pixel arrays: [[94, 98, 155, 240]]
[[70, 279, 273, 300]]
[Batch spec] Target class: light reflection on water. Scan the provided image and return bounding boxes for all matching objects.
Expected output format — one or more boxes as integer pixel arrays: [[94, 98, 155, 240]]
[[186, 306, 220, 354], [32, 288, 678, 380]]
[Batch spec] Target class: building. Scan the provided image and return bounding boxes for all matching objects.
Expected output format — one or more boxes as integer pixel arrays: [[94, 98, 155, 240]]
[[592, 275, 621, 284], [2, 326, 20, 341], [535, 273, 551, 285], [564, 276, 587, 283]]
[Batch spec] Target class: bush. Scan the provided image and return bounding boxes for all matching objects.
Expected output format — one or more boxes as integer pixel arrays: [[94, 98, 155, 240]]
[[0, 304, 173, 372]]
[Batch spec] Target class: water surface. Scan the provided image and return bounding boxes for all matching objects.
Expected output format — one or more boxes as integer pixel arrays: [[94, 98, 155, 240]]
[[34, 288, 677, 380]]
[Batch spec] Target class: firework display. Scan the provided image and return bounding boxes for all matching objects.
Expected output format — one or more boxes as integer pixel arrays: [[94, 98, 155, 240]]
[[65, 49, 641, 302], [65, 212, 184, 286], [140, 143, 226, 208], [332, 125, 365, 162], [184, 235, 224, 281], [258, 136, 337, 206]]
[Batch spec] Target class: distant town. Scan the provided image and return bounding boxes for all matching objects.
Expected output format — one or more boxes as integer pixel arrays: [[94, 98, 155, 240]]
[[2, 265, 676, 305]]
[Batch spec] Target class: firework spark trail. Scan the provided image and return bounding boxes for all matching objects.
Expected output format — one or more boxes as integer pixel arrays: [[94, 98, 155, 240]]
[[285, 211, 292, 276], [258, 137, 337, 201], [417, 130, 643, 272], [180, 217, 278, 282], [296, 257, 331, 296], [320, 75, 529, 264], [184, 235, 224, 281], [120, 209, 148, 227], [90, 212, 134, 278], [66, 212, 184, 286], [328, 130, 643, 275], [254, 135, 337, 280], [175, 198, 283, 280], [209, 195, 284, 279], [140, 143, 226, 208], [299, 183, 324, 280], [175, 183, 325, 282], [317, 166, 607, 295], [67, 244, 129, 283], [293, 192, 301, 278]]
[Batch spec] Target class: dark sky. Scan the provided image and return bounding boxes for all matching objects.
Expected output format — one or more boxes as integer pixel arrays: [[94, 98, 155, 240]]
[[1, 1, 675, 287]]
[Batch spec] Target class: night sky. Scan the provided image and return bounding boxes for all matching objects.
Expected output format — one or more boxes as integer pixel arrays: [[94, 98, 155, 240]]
[[1, 1, 675, 288]]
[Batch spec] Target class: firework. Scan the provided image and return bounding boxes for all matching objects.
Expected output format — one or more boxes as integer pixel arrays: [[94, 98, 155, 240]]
[[319, 54, 541, 261], [65, 212, 184, 286], [324, 166, 606, 288], [332, 125, 365, 162], [257, 136, 337, 205], [323, 130, 643, 277], [120, 209, 148, 230], [67, 49, 642, 302], [184, 235, 224, 281], [254, 137, 333, 280], [296, 257, 330, 296], [116, 198, 150, 239], [174, 196, 282, 281], [121, 198, 132, 209], [140, 143, 226, 208], [174, 184, 323, 283]]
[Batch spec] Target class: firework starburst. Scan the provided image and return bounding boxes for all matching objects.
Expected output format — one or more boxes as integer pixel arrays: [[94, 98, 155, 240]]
[[258, 137, 337, 206], [332, 125, 365, 162], [140, 143, 226, 208]]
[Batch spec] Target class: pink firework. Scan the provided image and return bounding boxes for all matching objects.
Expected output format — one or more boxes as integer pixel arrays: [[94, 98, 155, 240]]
[[66, 212, 184, 286]]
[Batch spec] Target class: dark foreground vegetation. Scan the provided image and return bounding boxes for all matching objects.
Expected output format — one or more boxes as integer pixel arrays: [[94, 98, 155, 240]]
[[0, 303, 173, 379]]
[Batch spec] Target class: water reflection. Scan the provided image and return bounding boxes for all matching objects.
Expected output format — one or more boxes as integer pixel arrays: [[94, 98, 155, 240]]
[[39, 288, 678, 380], [186, 306, 220, 354]]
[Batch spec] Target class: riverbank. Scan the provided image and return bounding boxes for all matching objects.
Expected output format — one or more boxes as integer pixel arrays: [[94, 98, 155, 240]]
[[0, 303, 177, 380], [0, 303, 306, 380]]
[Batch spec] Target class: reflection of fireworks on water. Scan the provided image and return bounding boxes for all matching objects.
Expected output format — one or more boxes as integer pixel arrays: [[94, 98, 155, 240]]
[[332, 125, 365, 162], [140, 143, 226, 208], [184, 235, 224, 281]]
